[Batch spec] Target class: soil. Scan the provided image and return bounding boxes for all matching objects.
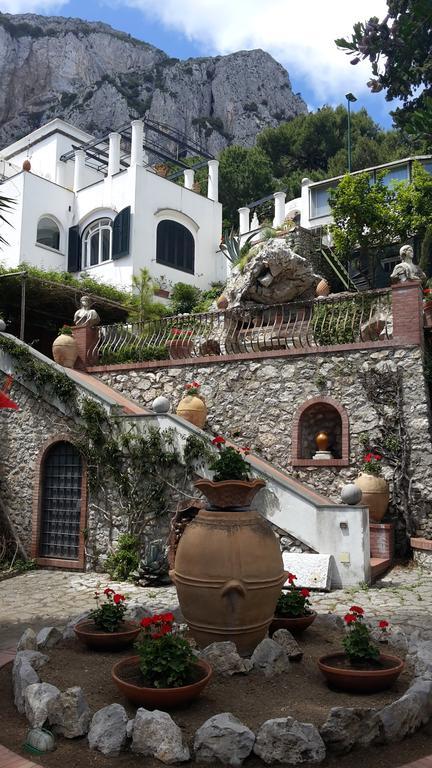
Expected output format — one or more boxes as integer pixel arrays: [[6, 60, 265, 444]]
[[1, 623, 431, 768]]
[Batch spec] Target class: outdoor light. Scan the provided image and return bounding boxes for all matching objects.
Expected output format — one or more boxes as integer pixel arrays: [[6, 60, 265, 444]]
[[345, 92, 357, 173]]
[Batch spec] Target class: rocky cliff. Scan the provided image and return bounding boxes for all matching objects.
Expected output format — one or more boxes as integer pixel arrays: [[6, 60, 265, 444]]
[[0, 13, 307, 153]]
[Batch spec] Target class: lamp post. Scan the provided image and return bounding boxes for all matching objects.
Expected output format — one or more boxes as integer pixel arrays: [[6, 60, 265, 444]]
[[345, 92, 357, 173]]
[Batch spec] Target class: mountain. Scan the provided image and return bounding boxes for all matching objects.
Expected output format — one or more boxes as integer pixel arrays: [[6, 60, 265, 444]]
[[0, 13, 307, 153]]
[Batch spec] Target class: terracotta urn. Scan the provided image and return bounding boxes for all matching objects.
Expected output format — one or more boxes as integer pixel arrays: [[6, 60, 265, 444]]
[[270, 611, 317, 636], [52, 334, 78, 368], [316, 278, 330, 297], [74, 620, 141, 650], [318, 652, 404, 693], [354, 472, 389, 522], [315, 431, 329, 451], [112, 656, 212, 708], [194, 478, 265, 509], [176, 395, 207, 429], [172, 478, 285, 655], [216, 295, 228, 310]]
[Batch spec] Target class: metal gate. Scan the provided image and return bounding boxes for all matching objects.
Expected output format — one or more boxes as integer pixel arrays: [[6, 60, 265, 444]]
[[39, 441, 83, 560]]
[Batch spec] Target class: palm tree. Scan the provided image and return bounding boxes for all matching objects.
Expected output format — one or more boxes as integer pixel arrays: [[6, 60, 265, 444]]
[[0, 194, 14, 247]]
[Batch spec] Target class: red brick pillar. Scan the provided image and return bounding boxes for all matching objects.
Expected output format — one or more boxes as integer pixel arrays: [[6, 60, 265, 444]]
[[391, 280, 424, 347], [71, 326, 99, 369]]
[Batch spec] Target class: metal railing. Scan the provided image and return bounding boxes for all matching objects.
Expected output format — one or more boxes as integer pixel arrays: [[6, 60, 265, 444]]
[[91, 290, 393, 366]]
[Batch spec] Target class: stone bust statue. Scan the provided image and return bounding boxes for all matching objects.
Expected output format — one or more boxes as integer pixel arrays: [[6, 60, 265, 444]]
[[73, 295, 100, 327], [390, 244, 426, 284]]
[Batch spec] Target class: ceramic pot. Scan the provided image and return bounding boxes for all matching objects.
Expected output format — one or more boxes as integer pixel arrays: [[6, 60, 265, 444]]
[[52, 334, 78, 368], [318, 652, 404, 693], [354, 472, 389, 522], [172, 488, 285, 655], [112, 656, 212, 707], [269, 611, 317, 636], [315, 432, 329, 451], [424, 300, 432, 329], [74, 620, 141, 650], [316, 279, 330, 297], [176, 395, 207, 429], [194, 478, 266, 509]]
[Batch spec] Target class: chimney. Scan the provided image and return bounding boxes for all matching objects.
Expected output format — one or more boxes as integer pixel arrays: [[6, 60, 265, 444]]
[[207, 159, 219, 202], [73, 150, 86, 192], [108, 132, 121, 177], [238, 206, 250, 236], [184, 169, 194, 190], [130, 120, 144, 167], [273, 191, 286, 228]]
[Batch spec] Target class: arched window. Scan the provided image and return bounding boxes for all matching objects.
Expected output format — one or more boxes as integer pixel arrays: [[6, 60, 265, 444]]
[[36, 217, 60, 250], [156, 220, 195, 274], [82, 218, 112, 268], [39, 442, 83, 560]]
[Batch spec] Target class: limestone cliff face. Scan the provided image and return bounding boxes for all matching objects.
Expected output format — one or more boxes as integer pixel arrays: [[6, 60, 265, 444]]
[[0, 13, 307, 152]]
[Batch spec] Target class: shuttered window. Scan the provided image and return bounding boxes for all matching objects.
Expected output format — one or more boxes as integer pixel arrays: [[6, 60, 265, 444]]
[[156, 220, 195, 274]]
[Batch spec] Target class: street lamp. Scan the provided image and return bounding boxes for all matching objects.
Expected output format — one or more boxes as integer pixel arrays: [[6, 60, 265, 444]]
[[345, 92, 357, 173]]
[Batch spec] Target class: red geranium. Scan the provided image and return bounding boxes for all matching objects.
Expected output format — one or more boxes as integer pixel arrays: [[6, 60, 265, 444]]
[[350, 605, 364, 615], [378, 620, 389, 629], [300, 588, 310, 598], [287, 572, 297, 584], [212, 436, 226, 445], [113, 593, 125, 604], [344, 613, 357, 624], [104, 587, 115, 595]]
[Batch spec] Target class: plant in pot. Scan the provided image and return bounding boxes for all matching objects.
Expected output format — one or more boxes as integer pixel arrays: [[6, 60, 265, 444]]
[[111, 612, 212, 707], [176, 381, 207, 429], [52, 324, 78, 368], [194, 436, 265, 509], [270, 573, 317, 635], [168, 327, 194, 359], [74, 586, 140, 650], [354, 451, 389, 522], [318, 606, 403, 693]]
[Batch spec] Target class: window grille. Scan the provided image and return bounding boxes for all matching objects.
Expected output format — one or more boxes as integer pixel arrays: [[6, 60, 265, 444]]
[[39, 442, 83, 560]]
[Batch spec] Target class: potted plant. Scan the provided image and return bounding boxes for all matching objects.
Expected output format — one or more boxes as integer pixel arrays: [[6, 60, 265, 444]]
[[168, 327, 194, 359], [423, 288, 432, 328], [111, 612, 212, 707], [52, 325, 78, 368], [270, 573, 317, 634], [172, 436, 284, 654], [318, 606, 403, 693], [74, 587, 140, 650], [176, 381, 207, 429], [354, 451, 389, 522]]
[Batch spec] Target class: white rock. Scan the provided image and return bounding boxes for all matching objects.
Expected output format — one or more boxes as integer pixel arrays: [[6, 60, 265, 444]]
[[194, 713, 255, 767], [199, 642, 252, 675], [378, 680, 432, 742], [62, 611, 91, 640], [314, 614, 344, 631], [282, 553, 335, 591], [271, 630, 303, 662], [37, 627, 63, 650], [319, 707, 379, 753], [131, 708, 190, 763], [13, 657, 40, 713], [126, 718, 135, 739], [251, 638, 290, 677], [14, 650, 49, 671], [16, 628, 38, 652], [88, 704, 128, 756], [254, 717, 326, 764], [25, 682, 61, 727], [50, 686, 92, 738]]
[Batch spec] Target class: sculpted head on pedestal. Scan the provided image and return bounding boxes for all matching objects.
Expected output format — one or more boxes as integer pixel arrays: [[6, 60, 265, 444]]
[[73, 295, 100, 328]]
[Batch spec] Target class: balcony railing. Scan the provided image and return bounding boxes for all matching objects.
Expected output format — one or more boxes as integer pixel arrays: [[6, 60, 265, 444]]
[[91, 289, 392, 366]]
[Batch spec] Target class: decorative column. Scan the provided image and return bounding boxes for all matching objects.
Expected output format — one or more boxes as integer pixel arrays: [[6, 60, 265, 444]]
[[73, 150, 86, 192], [391, 279, 424, 347], [130, 120, 144, 167], [273, 191, 286, 228], [184, 169, 194, 190], [207, 159, 219, 202], [108, 132, 121, 177], [238, 206, 250, 236]]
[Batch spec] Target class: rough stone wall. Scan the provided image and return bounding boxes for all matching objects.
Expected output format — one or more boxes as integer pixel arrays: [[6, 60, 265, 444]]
[[94, 346, 432, 548]]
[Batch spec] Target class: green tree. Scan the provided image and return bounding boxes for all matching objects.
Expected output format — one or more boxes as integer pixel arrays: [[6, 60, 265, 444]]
[[170, 282, 202, 314], [218, 145, 274, 227], [129, 268, 168, 323], [335, 0, 432, 142], [393, 162, 432, 242], [0, 194, 14, 247]]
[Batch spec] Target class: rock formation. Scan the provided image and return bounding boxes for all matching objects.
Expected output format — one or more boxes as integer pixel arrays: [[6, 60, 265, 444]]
[[0, 13, 307, 151]]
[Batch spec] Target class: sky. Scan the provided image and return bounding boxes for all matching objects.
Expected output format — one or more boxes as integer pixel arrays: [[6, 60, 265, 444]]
[[2, 0, 395, 129]]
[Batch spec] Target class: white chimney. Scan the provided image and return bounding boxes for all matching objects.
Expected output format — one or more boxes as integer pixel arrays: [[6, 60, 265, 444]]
[[184, 169, 194, 190], [273, 191, 286, 228], [108, 132, 121, 177], [238, 206, 250, 236], [73, 150, 86, 192], [207, 159, 219, 201], [130, 120, 144, 167]]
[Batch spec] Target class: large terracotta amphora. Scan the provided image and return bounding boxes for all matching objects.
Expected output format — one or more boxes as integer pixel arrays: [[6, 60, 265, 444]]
[[172, 480, 285, 655], [176, 395, 207, 429], [354, 472, 389, 522], [52, 334, 78, 368]]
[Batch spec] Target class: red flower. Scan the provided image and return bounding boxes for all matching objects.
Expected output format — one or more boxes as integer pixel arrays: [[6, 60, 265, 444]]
[[350, 605, 364, 615], [378, 620, 389, 629], [242, 446, 251, 455], [364, 453, 373, 462], [287, 573, 297, 584], [374, 454, 382, 461], [104, 587, 115, 595], [161, 612, 175, 623], [300, 588, 310, 598], [140, 617, 153, 627], [113, 593, 125, 604], [212, 436, 226, 445], [344, 613, 357, 624]]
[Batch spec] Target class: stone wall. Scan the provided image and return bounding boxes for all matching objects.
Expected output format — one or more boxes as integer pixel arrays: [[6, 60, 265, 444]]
[[94, 345, 432, 551]]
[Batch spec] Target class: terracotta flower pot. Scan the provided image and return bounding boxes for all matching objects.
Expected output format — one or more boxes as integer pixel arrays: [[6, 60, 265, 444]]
[[269, 611, 317, 636], [194, 478, 266, 509], [354, 472, 389, 522], [316, 279, 330, 297], [318, 652, 404, 693], [52, 334, 78, 368], [176, 395, 207, 429], [112, 656, 212, 707], [74, 620, 141, 651]]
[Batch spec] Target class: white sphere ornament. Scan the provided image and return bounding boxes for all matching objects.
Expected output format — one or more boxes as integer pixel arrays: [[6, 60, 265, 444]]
[[0, 317, 6, 332], [341, 484, 363, 505], [152, 395, 171, 413]]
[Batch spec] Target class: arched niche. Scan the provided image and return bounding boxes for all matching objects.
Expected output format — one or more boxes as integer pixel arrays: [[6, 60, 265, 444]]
[[292, 397, 349, 467]]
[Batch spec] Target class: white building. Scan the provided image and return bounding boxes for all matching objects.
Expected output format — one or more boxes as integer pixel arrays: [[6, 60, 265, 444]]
[[0, 118, 226, 293]]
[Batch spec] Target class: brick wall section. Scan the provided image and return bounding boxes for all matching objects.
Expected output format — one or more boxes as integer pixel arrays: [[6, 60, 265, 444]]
[[392, 280, 424, 346], [72, 326, 99, 369]]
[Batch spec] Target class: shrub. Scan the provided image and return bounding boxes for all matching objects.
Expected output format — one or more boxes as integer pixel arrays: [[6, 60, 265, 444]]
[[100, 344, 169, 365], [170, 282, 202, 314], [105, 534, 141, 581]]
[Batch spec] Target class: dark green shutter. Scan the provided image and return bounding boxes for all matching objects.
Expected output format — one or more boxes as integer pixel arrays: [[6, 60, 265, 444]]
[[112, 206, 131, 259], [67, 225, 81, 272]]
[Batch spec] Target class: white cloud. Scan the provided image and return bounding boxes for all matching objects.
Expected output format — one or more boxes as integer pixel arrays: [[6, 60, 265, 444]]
[[118, 0, 388, 103], [2, 0, 67, 12]]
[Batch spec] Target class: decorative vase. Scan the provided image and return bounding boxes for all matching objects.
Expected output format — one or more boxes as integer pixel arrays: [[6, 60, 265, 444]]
[[52, 334, 78, 368], [316, 279, 330, 297], [176, 395, 208, 429], [424, 300, 432, 329], [317, 652, 404, 693], [172, 479, 285, 655], [74, 620, 141, 651], [269, 611, 317, 636], [111, 656, 212, 707], [216, 295, 228, 310], [194, 478, 266, 509], [354, 473, 389, 522], [315, 432, 329, 451]]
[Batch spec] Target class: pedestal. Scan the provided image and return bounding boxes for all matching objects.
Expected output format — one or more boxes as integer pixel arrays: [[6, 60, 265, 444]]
[[370, 522, 394, 561], [71, 326, 99, 369], [313, 451, 333, 460]]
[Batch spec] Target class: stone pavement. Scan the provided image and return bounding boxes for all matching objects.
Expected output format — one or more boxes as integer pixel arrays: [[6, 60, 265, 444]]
[[1, 563, 431, 649]]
